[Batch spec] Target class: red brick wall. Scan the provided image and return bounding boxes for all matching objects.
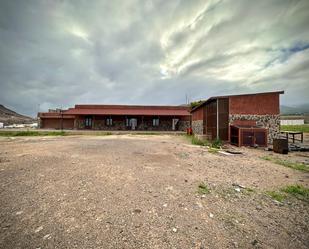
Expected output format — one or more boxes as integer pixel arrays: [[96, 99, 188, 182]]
[[41, 118, 74, 129], [41, 118, 60, 129], [229, 93, 280, 115], [63, 119, 74, 129]]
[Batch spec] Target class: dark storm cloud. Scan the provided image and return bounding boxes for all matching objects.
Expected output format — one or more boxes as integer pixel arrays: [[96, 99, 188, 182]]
[[0, 0, 309, 116]]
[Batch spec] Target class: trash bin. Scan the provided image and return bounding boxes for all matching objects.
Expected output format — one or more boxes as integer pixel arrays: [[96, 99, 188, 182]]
[[273, 138, 288, 154]]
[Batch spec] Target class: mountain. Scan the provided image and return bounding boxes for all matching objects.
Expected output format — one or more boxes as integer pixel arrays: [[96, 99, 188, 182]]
[[0, 105, 35, 125], [280, 104, 309, 115]]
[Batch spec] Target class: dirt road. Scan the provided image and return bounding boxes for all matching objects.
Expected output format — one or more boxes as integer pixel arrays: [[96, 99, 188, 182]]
[[0, 135, 308, 248]]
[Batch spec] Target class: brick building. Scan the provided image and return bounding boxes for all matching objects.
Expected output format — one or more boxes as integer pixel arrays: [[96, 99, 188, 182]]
[[191, 91, 284, 146], [38, 105, 191, 131]]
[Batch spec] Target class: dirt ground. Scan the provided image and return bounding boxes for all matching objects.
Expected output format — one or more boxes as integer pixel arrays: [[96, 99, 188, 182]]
[[0, 135, 308, 249]]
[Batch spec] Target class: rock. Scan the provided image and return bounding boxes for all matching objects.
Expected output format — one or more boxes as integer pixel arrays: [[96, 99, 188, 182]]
[[256, 206, 262, 211], [251, 239, 258, 246], [163, 203, 168, 207], [178, 203, 185, 208], [273, 200, 283, 206], [195, 202, 203, 208], [133, 209, 141, 214], [232, 183, 245, 189], [15, 211, 23, 215], [209, 213, 214, 218], [234, 187, 241, 192], [43, 234, 51, 240], [172, 227, 177, 233], [232, 241, 238, 248], [35, 226, 43, 233]]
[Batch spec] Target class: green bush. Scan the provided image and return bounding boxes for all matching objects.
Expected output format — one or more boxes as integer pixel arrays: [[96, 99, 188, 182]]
[[211, 138, 222, 148], [198, 183, 210, 194], [190, 136, 209, 146]]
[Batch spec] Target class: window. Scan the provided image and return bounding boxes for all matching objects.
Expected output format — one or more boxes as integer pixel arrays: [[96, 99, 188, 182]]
[[152, 118, 159, 126], [106, 118, 113, 126], [85, 116, 92, 128]]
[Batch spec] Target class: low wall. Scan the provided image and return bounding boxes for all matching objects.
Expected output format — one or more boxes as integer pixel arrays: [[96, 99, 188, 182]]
[[178, 120, 190, 131], [192, 120, 203, 135]]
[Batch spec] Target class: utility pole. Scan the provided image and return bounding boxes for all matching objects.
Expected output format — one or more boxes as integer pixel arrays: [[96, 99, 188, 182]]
[[60, 105, 63, 131], [216, 99, 219, 139]]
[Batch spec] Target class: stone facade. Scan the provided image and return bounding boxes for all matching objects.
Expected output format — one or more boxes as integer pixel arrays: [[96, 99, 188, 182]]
[[178, 120, 190, 131], [75, 118, 85, 129], [229, 114, 280, 144], [75, 116, 189, 131], [192, 120, 203, 135]]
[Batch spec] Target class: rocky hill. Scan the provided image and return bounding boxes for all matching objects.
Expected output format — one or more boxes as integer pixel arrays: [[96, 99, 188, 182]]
[[0, 104, 35, 125]]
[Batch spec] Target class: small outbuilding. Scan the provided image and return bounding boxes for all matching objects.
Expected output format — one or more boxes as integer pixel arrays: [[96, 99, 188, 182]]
[[190, 91, 284, 146]]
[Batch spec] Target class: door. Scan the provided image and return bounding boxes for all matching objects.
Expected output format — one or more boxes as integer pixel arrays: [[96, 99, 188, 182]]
[[84, 116, 93, 129], [241, 131, 254, 146], [172, 119, 179, 131], [129, 118, 137, 130], [254, 131, 267, 147]]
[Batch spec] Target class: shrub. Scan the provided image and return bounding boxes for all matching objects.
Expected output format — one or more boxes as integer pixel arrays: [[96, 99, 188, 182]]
[[198, 183, 210, 194]]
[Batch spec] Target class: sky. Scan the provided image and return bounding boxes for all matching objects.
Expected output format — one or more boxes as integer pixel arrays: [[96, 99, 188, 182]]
[[0, 0, 309, 117]]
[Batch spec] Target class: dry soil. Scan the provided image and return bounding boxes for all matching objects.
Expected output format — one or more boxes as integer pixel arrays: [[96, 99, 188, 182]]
[[0, 135, 308, 249]]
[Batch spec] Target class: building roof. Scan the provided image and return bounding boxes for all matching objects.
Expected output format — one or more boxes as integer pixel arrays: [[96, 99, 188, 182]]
[[190, 90, 284, 112], [62, 105, 190, 116]]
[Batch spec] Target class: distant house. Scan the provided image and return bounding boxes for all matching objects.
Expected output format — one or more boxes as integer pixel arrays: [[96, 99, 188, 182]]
[[190, 91, 284, 146], [38, 105, 191, 131], [280, 116, 305, 125]]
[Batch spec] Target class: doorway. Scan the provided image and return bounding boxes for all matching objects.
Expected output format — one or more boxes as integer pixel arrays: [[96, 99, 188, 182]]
[[172, 119, 179, 131], [84, 116, 93, 129], [129, 118, 137, 130]]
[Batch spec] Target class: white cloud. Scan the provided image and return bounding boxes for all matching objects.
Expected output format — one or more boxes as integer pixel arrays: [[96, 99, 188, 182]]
[[0, 0, 308, 116]]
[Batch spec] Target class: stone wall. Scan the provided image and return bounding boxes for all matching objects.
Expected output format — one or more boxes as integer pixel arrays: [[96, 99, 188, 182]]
[[192, 120, 203, 135], [75, 118, 85, 129], [229, 114, 280, 144], [93, 120, 126, 130], [75, 117, 189, 131], [178, 120, 190, 131]]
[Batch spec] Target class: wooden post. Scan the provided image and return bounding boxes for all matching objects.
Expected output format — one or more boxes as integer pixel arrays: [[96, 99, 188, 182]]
[[301, 132, 303, 143]]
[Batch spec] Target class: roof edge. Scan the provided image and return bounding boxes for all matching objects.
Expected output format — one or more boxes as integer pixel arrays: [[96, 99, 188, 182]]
[[190, 90, 284, 112]]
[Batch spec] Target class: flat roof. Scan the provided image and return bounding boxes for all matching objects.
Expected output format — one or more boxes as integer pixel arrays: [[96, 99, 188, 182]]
[[191, 90, 284, 112]]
